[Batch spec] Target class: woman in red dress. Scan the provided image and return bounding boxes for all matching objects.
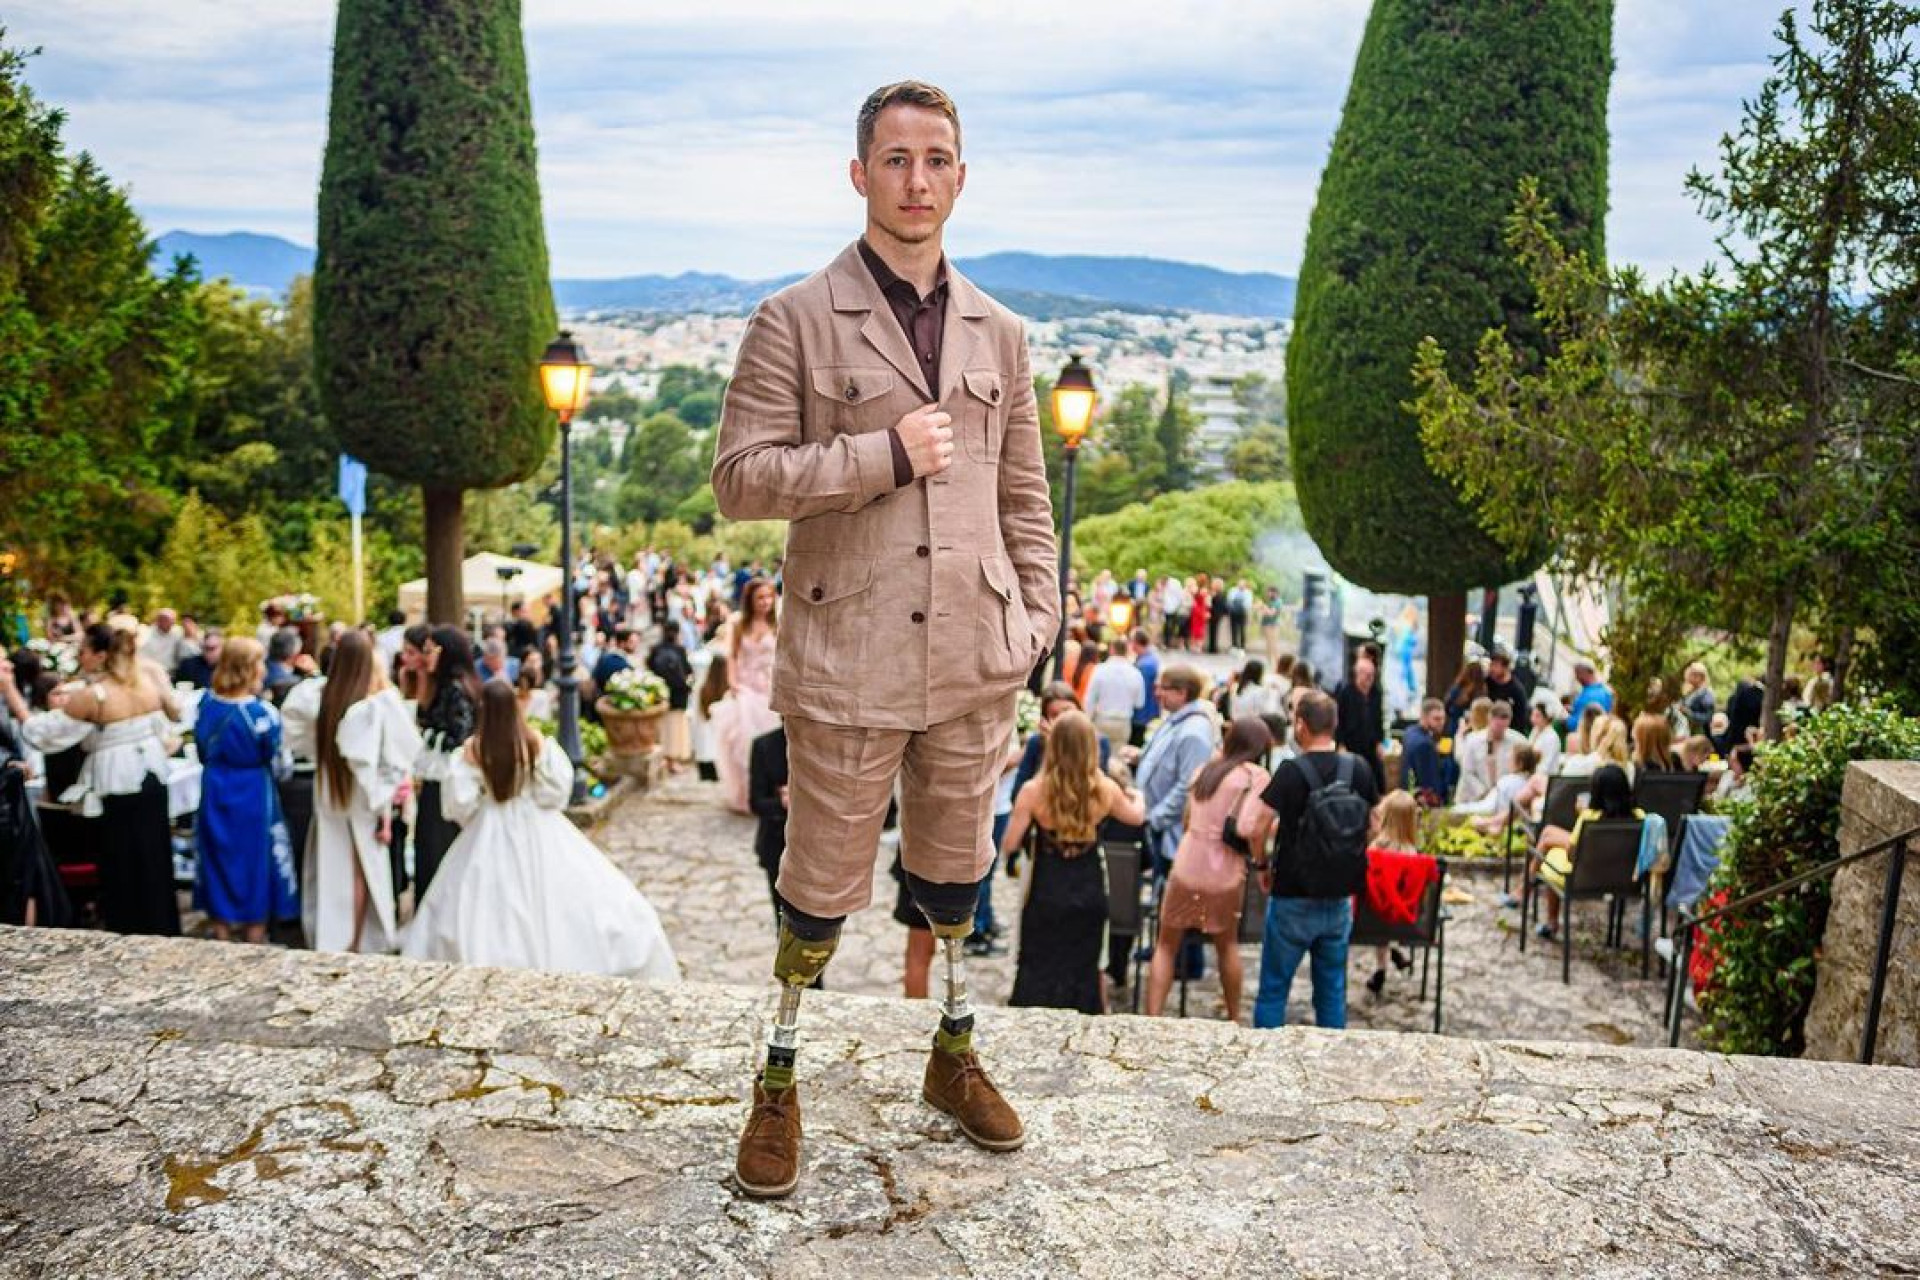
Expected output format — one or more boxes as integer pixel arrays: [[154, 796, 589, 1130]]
[[1187, 574, 1211, 652]]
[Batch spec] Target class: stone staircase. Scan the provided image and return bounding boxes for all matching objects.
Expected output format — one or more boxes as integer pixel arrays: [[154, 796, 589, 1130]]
[[1, 926, 1915, 1278]]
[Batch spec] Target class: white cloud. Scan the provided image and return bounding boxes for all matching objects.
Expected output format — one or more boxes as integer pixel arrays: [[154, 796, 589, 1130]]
[[9, 0, 1803, 280]]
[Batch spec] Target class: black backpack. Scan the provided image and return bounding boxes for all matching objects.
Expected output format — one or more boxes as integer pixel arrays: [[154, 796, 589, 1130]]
[[1287, 754, 1371, 898]]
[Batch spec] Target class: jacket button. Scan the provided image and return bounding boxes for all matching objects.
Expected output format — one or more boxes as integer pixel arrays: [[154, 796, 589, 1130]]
[[911, 611, 926, 624], [990, 386, 1001, 403], [845, 385, 859, 401], [916, 545, 929, 558], [810, 586, 824, 601]]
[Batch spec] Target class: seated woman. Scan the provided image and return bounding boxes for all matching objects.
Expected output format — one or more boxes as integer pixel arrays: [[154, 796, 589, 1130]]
[[1528, 764, 1652, 941], [1144, 716, 1272, 1021], [1559, 714, 1632, 781], [1450, 743, 1543, 834], [1631, 712, 1679, 774], [1001, 711, 1145, 1014]]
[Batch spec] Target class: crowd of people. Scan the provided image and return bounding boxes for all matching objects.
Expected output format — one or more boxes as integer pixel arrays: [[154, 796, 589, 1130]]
[[0, 555, 1832, 1033]]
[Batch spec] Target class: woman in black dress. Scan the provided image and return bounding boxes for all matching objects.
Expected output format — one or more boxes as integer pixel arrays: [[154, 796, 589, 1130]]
[[1000, 711, 1146, 1013], [412, 626, 480, 900]]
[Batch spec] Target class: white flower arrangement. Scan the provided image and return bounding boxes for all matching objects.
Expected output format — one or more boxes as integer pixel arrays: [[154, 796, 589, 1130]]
[[601, 667, 668, 713]]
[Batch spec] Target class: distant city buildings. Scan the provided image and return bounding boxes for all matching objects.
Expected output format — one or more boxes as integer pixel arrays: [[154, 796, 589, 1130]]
[[569, 305, 1289, 465]]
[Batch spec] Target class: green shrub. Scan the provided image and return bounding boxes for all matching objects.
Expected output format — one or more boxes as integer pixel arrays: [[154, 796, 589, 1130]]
[[1701, 700, 1920, 1055]]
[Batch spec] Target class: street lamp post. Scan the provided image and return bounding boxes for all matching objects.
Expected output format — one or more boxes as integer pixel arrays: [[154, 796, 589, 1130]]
[[539, 331, 593, 805], [1050, 355, 1096, 681]]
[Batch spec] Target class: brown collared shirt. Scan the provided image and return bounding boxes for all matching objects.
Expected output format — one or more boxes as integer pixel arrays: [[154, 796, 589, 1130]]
[[859, 239, 950, 487]]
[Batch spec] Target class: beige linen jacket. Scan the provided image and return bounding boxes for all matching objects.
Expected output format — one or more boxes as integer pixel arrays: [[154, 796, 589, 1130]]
[[712, 241, 1060, 732]]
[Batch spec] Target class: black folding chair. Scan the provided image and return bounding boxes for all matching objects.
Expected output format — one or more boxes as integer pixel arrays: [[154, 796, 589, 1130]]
[[1351, 856, 1450, 1032], [1633, 771, 1709, 948], [1538, 774, 1588, 836], [1102, 837, 1150, 1012], [1521, 818, 1646, 983]]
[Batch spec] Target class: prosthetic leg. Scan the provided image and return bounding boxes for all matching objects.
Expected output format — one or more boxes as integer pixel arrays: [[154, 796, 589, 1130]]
[[735, 907, 841, 1198], [911, 874, 1026, 1152]]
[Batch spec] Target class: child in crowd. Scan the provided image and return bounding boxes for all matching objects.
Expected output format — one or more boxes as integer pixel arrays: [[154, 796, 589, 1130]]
[[691, 652, 729, 783], [1365, 791, 1424, 995]]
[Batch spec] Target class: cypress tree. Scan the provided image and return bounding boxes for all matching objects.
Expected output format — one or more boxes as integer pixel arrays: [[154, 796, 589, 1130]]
[[1287, 0, 1611, 689], [314, 0, 556, 624]]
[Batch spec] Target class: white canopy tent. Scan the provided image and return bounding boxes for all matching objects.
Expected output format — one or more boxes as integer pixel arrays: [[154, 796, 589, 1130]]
[[397, 552, 563, 626]]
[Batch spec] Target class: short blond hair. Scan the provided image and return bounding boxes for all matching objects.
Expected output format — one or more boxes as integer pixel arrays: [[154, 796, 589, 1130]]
[[857, 80, 961, 162], [213, 635, 265, 698]]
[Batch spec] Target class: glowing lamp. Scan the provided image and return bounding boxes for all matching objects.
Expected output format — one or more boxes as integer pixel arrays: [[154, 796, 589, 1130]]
[[1050, 355, 1096, 447], [539, 331, 593, 421]]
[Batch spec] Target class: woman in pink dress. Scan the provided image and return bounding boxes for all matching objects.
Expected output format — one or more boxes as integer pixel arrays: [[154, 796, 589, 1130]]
[[1145, 716, 1273, 1021], [712, 578, 781, 814]]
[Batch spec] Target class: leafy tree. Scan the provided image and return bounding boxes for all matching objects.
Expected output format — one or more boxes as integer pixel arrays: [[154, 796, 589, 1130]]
[[1414, 2, 1920, 731], [138, 493, 284, 628], [1072, 482, 1304, 590], [618, 413, 706, 523], [314, 0, 557, 623], [1288, 0, 1612, 693], [0, 38, 200, 599], [1228, 422, 1291, 484], [580, 385, 643, 423], [1155, 374, 1197, 491]]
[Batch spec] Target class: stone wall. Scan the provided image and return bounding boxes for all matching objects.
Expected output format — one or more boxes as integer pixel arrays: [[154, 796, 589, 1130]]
[[3, 928, 1919, 1278], [1804, 760, 1920, 1066]]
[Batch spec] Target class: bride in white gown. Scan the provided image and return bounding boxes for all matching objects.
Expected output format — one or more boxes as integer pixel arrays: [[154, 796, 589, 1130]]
[[404, 681, 679, 981]]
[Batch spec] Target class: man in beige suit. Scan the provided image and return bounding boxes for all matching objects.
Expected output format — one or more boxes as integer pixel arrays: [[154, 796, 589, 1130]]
[[712, 81, 1058, 1198]]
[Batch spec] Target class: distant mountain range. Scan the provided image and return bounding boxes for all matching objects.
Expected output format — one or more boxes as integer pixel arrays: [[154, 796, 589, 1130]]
[[153, 230, 1295, 319]]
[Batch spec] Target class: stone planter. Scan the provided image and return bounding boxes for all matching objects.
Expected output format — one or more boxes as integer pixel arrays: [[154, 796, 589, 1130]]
[[596, 701, 665, 756]]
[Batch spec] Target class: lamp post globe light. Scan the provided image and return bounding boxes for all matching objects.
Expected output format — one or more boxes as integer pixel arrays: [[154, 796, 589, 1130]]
[[539, 330, 593, 805], [1050, 354, 1096, 680]]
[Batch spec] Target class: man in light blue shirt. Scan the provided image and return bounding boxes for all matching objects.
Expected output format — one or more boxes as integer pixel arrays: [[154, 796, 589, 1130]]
[[1128, 663, 1219, 871], [1565, 659, 1615, 733]]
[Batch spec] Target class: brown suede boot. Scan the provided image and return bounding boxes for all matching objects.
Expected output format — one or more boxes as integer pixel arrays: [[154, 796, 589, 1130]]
[[923, 1044, 1025, 1151], [734, 1079, 802, 1198]]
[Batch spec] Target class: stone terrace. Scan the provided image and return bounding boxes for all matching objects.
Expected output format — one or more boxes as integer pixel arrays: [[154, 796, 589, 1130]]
[[3, 927, 1918, 1278]]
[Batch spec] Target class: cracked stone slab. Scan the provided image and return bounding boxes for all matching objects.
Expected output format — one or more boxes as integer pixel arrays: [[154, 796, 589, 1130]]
[[1, 926, 1916, 1279]]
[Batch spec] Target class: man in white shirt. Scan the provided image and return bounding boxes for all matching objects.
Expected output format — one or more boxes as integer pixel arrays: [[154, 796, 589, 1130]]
[[139, 608, 196, 677], [1453, 700, 1518, 805], [1084, 638, 1143, 748]]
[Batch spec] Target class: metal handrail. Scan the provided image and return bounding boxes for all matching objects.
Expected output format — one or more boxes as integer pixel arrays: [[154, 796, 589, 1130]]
[[1666, 823, 1918, 1064]]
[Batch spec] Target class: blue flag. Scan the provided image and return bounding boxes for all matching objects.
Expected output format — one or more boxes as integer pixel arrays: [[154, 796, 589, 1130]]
[[337, 454, 367, 517]]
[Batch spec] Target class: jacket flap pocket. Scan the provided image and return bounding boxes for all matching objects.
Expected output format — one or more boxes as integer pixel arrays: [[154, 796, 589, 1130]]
[[979, 554, 1020, 603], [962, 368, 1004, 405], [810, 366, 896, 407], [789, 551, 876, 605]]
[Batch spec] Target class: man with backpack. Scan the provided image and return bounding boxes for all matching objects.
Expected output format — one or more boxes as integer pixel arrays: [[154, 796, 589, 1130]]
[[1248, 689, 1378, 1029]]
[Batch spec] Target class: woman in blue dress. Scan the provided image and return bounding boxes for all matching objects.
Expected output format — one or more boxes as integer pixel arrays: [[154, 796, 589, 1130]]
[[195, 636, 297, 942]]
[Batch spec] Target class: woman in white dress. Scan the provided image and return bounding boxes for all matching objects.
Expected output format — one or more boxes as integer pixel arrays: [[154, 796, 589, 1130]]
[[282, 630, 422, 953], [404, 681, 679, 980], [19, 621, 180, 934]]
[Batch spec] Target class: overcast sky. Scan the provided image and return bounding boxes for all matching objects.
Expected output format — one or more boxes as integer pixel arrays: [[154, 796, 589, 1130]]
[[11, 0, 1794, 280]]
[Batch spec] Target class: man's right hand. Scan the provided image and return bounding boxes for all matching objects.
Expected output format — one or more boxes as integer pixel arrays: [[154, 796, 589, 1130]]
[[895, 404, 954, 477]]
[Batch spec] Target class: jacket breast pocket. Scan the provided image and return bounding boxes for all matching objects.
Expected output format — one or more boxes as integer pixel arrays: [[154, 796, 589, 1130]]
[[784, 551, 876, 688], [808, 366, 897, 437], [960, 369, 1004, 464]]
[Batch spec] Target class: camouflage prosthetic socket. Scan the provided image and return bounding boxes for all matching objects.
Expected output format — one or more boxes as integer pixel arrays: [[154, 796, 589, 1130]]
[[762, 913, 842, 1092]]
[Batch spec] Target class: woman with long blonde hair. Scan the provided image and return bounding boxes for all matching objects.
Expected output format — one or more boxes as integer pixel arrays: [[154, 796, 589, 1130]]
[[1000, 711, 1146, 1013], [18, 620, 180, 934], [282, 630, 422, 953], [193, 636, 297, 943]]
